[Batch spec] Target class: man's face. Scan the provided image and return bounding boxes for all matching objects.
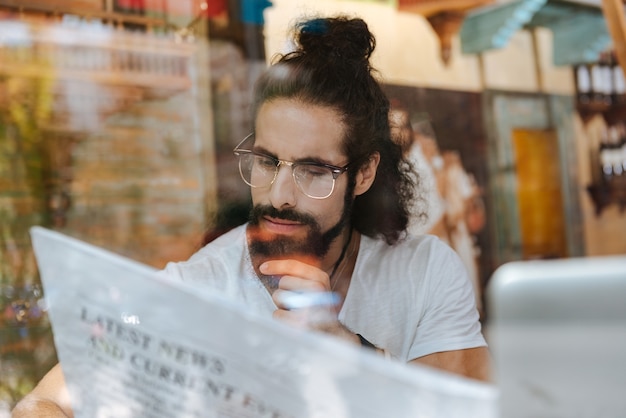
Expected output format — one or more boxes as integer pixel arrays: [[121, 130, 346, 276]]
[[247, 98, 353, 267]]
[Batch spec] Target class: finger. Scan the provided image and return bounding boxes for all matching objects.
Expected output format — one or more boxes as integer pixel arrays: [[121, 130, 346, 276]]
[[277, 275, 327, 292], [272, 307, 289, 320], [260, 259, 327, 282], [272, 306, 337, 329], [272, 289, 289, 309], [272, 307, 307, 328], [273, 289, 340, 310]]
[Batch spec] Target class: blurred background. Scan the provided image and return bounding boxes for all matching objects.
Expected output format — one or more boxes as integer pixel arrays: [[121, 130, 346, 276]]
[[1, 0, 625, 412]]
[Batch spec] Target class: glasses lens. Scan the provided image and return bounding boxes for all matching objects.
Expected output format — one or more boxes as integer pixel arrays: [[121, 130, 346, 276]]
[[293, 165, 335, 199], [238, 153, 277, 188]]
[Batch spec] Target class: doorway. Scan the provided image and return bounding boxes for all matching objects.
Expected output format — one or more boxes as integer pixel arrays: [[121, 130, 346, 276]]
[[512, 128, 568, 259]]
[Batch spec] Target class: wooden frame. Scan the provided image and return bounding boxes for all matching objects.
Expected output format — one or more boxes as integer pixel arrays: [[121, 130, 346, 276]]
[[601, 0, 626, 76]]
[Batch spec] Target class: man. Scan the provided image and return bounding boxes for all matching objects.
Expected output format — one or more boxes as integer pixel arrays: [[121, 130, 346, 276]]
[[13, 15, 490, 417]]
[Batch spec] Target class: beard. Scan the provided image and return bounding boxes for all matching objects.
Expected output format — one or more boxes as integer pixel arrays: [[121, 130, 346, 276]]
[[248, 179, 354, 262], [247, 204, 348, 264]]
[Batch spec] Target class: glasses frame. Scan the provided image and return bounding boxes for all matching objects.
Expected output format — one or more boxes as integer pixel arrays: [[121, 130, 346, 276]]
[[233, 133, 353, 199]]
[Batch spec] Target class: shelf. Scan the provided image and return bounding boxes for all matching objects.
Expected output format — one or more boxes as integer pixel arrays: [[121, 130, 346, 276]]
[[576, 99, 626, 124], [587, 176, 626, 215]]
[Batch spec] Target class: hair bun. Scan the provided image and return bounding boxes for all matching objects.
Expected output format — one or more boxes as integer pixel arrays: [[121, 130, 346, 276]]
[[296, 16, 375, 63]]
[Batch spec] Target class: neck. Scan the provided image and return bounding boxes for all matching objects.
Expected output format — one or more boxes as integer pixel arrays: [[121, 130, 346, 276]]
[[322, 227, 352, 277], [328, 229, 359, 298], [328, 227, 353, 280]]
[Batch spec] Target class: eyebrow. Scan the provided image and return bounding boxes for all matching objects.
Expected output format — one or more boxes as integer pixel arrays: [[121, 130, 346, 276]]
[[252, 144, 339, 166]]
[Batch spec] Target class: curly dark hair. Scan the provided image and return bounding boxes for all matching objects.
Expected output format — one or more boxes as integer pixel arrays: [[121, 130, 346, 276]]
[[251, 16, 419, 245]]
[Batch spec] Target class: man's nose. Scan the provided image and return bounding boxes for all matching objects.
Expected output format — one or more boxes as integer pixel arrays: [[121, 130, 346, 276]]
[[268, 163, 297, 208]]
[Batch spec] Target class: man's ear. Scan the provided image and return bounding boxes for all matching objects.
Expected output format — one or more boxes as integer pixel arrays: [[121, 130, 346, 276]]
[[354, 152, 380, 196]]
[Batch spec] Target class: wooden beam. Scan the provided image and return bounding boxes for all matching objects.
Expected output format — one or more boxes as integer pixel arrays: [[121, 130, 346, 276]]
[[398, 0, 494, 17], [427, 11, 466, 65], [397, 0, 494, 65], [601, 0, 626, 75], [0, 0, 168, 28]]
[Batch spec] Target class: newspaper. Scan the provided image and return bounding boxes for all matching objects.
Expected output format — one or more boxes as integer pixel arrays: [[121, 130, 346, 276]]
[[30, 226, 498, 418]]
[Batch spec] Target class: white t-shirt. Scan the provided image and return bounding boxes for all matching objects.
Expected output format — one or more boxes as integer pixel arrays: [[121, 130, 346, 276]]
[[163, 224, 486, 362]]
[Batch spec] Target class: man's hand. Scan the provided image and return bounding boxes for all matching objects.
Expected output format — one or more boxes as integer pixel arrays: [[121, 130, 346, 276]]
[[259, 259, 360, 346], [260, 258, 330, 292], [11, 363, 74, 417]]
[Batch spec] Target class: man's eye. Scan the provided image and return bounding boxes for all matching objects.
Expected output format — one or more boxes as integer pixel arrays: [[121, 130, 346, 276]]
[[301, 165, 330, 177], [257, 157, 276, 168]]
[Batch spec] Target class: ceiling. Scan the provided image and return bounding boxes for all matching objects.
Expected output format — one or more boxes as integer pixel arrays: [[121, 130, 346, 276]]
[[397, 0, 625, 66], [459, 0, 613, 65]]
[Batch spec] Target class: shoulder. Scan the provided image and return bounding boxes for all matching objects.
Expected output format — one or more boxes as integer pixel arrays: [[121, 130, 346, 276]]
[[162, 224, 247, 281], [188, 224, 247, 262], [356, 233, 469, 297], [360, 233, 459, 267], [354, 233, 466, 297]]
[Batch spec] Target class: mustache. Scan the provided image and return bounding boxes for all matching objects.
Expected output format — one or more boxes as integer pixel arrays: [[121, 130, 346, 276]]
[[249, 204, 318, 227]]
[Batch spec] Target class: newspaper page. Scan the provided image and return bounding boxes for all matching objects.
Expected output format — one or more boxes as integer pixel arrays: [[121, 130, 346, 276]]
[[31, 226, 498, 418]]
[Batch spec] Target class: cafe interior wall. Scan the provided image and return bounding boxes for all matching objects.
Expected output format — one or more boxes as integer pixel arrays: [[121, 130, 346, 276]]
[[0, 6, 216, 410], [266, 0, 626, 260]]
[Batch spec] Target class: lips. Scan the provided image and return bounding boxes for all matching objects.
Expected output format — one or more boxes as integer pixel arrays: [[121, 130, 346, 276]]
[[262, 216, 305, 234]]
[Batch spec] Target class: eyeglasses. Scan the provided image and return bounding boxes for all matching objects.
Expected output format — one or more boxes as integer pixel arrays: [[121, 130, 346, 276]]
[[233, 133, 352, 199]]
